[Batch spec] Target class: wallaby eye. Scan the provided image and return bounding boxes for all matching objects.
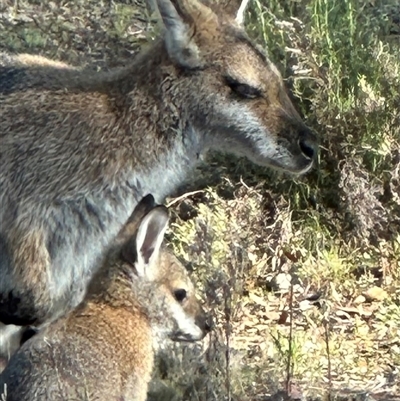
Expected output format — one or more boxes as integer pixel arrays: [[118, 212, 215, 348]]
[[174, 289, 187, 302], [225, 76, 261, 99]]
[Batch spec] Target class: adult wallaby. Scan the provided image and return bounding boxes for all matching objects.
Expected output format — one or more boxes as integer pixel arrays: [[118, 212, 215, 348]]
[[0, 194, 211, 400], [0, 0, 317, 349]]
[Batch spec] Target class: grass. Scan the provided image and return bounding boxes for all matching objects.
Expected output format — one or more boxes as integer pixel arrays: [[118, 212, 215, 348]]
[[1, 0, 400, 399]]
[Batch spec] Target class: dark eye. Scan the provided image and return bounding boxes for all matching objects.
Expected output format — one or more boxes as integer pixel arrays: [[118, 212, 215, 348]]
[[174, 289, 187, 302], [225, 76, 261, 99]]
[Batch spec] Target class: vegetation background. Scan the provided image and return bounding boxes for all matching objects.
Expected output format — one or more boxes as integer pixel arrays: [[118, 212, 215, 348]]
[[1, 0, 399, 399]]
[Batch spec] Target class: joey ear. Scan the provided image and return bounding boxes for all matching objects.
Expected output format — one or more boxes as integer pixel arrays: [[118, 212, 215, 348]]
[[116, 194, 157, 247], [221, 0, 250, 25], [126, 194, 156, 226], [155, 0, 216, 68], [134, 206, 169, 279]]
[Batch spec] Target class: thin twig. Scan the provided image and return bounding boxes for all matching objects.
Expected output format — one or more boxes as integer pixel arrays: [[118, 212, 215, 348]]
[[224, 280, 232, 401], [324, 318, 332, 400], [166, 190, 204, 208], [286, 283, 294, 395]]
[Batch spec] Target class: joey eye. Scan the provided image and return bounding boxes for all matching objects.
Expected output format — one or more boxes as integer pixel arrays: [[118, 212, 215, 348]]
[[225, 76, 261, 99], [174, 289, 187, 302]]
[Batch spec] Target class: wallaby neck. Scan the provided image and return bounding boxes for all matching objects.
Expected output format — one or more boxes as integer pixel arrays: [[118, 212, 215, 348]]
[[132, 126, 204, 203], [102, 41, 208, 202]]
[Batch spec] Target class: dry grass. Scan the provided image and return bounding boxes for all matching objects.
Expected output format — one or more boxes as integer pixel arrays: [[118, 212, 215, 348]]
[[1, 0, 400, 400]]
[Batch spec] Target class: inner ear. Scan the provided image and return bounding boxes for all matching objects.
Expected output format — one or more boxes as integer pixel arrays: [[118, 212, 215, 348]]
[[134, 206, 169, 278], [140, 222, 161, 264], [137, 208, 168, 265]]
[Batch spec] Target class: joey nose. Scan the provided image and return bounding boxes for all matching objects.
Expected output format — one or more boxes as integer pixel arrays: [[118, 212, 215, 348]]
[[197, 313, 213, 333]]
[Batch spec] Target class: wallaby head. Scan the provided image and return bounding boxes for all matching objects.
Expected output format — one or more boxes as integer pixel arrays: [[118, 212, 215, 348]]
[[113, 194, 211, 342], [153, 0, 317, 173]]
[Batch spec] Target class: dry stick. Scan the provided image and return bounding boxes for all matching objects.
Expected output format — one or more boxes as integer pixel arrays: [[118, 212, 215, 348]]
[[285, 283, 294, 395], [166, 190, 205, 208], [224, 280, 232, 401], [324, 318, 332, 400]]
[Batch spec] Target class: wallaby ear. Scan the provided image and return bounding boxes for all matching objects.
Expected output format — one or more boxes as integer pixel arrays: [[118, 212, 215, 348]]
[[235, 0, 250, 25], [134, 206, 169, 279], [220, 0, 250, 25], [155, 0, 217, 68]]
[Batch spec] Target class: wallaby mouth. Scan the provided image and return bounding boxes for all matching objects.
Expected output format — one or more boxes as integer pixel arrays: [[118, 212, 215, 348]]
[[297, 160, 314, 175], [275, 128, 318, 175]]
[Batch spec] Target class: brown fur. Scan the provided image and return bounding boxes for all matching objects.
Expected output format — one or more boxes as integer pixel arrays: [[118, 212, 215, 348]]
[[0, 195, 211, 400], [0, 0, 317, 353]]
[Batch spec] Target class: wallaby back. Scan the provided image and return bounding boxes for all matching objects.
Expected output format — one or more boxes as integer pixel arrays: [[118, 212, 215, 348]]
[[0, 195, 211, 401]]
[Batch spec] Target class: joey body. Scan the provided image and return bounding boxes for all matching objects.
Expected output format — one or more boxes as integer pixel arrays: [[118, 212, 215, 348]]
[[0, 195, 211, 400]]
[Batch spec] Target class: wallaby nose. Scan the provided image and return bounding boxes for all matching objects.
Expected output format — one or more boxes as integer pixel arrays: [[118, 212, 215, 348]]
[[298, 132, 317, 160]]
